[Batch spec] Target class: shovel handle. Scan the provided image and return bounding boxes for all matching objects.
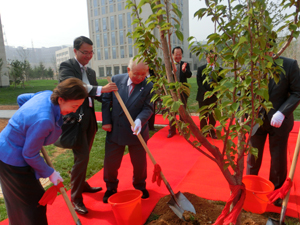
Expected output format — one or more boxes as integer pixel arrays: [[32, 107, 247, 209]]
[[41, 147, 81, 225], [106, 77, 173, 191]]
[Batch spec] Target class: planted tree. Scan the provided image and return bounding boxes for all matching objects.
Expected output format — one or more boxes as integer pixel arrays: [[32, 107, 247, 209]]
[[126, 0, 300, 224]]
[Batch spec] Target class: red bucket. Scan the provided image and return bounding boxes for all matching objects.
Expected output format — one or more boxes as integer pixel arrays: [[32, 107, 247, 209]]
[[242, 175, 274, 214], [108, 190, 143, 225]]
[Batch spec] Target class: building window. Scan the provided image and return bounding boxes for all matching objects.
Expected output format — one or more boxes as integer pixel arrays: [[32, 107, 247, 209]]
[[114, 66, 119, 75], [105, 48, 109, 59], [96, 34, 100, 48], [111, 32, 116, 46], [103, 33, 108, 47], [112, 47, 116, 59], [118, 14, 123, 29], [93, 0, 98, 7], [118, 2, 122, 11], [110, 16, 115, 30], [102, 6, 106, 14], [109, 4, 114, 13], [101, 0, 105, 5], [102, 17, 107, 31], [127, 12, 131, 27], [106, 67, 112, 76], [128, 28, 132, 44], [120, 46, 125, 58], [94, 8, 98, 16], [97, 49, 101, 60], [99, 67, 105, 77], [129, 45, 133, 57], [122, 66, 127, 73], [119, 30, 124, 45], [95, 19, 99, 32]]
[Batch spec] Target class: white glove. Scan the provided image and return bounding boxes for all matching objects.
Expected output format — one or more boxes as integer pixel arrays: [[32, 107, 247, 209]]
[[131, 119, 142, 135], [49, 170, 64, 186], [271, 111, 285, 128]]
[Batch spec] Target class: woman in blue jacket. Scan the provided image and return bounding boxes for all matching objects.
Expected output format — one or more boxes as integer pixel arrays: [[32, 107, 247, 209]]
[[0, 78, 87, 225]]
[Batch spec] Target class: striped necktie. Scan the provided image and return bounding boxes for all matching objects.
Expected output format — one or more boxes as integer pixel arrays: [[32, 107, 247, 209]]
[[129, 83, 136, 96]]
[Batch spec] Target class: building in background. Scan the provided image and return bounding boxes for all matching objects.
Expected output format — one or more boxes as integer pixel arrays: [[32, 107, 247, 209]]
[[55, 47, 75, 69], [87, 0, 191, 77], [0, 15, 9, 87]]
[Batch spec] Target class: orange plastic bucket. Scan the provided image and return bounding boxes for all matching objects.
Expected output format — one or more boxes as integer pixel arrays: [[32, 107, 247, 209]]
[[108, 190, 143, 225], [242, 175, 274, 214]]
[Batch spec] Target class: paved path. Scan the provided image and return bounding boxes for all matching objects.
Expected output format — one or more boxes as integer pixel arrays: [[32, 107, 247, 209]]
[[0, 110, 17, 119]]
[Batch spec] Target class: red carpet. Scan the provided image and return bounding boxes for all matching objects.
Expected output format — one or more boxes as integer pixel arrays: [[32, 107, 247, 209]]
[[0, 113, 299, 224]]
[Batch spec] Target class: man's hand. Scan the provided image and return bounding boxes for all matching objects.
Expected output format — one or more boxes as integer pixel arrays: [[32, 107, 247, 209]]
[[271, 111, 285, 128], [102, 124, 112, 132], [131, 119, 142, 135], [182, 62, 187, 72], [101, 83, 118, 93], [49, 170, 64, 186]]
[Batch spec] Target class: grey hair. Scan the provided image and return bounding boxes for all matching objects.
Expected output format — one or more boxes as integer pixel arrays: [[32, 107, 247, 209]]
[[128, 57, 148, 70]]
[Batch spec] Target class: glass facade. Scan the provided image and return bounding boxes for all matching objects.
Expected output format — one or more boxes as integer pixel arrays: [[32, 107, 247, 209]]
[[106, 67, 112, 76], [120, 46, 125, 58], [111, 32, 116, 46], [102, 17, 107, 31], [119, 30, 124, 45], [99, 67, 105, 77], [114, 66, 119, 75], [127, 12, 131, 27], [110, 16, 115, 30], [112, 47, 116, 59], [96, 34, 100, 48], [95, 19, 99, 32], [97, 49, 101, 60], [104, 48, 109, 59], [118, 14, 123, 29], [103, 33, 108, 47]]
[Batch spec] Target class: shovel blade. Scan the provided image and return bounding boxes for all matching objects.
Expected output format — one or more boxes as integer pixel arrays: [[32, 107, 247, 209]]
[[167, 192, 196, 219], [266, 218, 286, 225]]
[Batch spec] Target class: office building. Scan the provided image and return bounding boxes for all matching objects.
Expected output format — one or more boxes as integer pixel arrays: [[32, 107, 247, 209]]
[[87, 0, 191, 77]]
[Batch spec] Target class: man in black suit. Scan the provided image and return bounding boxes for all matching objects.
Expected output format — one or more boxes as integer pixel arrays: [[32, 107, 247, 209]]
[[167, 46, 192, 138], [246, 45, 300, 207], [196, 51, 223, 139], [59, 36, 117, 214], [101, 58, 153, 203]]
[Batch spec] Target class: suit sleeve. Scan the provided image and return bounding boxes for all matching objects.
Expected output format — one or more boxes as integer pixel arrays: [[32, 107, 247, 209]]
[[183, 62, 192, 78], [279, 60, 300, 116], [136, 84, 154, 126], [101, 77, 114, 125]]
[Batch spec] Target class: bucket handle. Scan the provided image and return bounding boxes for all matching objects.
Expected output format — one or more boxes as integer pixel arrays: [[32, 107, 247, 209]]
[[251, 192, 269, 203]]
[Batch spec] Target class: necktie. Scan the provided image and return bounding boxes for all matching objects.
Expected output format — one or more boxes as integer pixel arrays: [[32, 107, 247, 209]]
[[82, 67, 89, 85], [129, 83, 136, 96]]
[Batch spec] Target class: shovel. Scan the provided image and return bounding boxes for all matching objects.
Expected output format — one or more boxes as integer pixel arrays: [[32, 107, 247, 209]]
[[266, 128, 300, 225], [41, 147, 82, 225], [107, 77, 196, 219]]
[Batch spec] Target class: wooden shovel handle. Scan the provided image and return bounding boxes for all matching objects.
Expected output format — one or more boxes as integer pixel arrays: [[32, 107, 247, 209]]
[[106, 77, 171, 189], [281, 129, 300, 207], [41, 147, 81, 225]]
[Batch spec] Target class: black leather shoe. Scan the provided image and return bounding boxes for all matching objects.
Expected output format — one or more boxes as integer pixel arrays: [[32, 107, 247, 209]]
[[273, 198, 283, 207], [141, 189, 149, 199], [72, 201, 88, 215], [103, 189, 117, 203], [167, 132, 175, 138], [83, 186, 102, 193]]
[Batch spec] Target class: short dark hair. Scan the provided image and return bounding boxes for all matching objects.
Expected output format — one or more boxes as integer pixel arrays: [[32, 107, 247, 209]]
[[172, 46, 183, 54], [51, 78, 88, 104], [73, 36, 93, 50]]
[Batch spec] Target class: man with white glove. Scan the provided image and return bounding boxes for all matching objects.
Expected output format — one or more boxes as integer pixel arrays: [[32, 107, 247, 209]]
[[102, 57, 154, 203], [247, 41, 300, 207], [131, 119, 142, 135], [49, 170, 64, 185]]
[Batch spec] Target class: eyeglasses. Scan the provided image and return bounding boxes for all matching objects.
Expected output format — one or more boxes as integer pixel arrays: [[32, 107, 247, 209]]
[[78, 50, 94, 56]]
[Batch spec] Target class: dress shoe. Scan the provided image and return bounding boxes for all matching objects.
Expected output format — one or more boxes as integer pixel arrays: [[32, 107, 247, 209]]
[[83, 186, 102, 193], [167, 132, 176, 138], [103, 189, 117, 203], [273, 198, 283, 207], [141, 189, 149, 199], [72, 201, 88, 215]]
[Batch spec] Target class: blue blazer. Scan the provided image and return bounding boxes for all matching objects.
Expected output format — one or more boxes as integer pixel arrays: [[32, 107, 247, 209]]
[[0, 91, 63, 179], [102, 74, 154, 146]]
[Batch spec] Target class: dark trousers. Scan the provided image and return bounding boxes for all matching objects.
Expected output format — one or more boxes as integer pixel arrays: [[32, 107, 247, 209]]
[[0, 160, 47, 225], [246, 118, 289, 189], [71, 108, 97, 203], [103, 139, 147, 191], [198, 102, 216, 135], [148, 100, 156, 130]]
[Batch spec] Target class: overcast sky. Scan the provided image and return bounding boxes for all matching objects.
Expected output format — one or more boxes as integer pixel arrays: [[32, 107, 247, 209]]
[[0, 0, 211, 48]]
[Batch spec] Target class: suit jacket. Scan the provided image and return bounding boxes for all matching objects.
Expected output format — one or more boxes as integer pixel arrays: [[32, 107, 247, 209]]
[[263, 56, 300, 134], [58, 58, 100, 132], [196, 64, 223, 105], [102, 74, 154, 146]]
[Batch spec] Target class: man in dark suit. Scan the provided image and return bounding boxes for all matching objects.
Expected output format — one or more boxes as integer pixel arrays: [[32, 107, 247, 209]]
[[246, 47, 300, 207], [167, 46, 192, 138], [101, 58, 153, 203], [59, 36, 117, 214], [196, 51, 223, 139]]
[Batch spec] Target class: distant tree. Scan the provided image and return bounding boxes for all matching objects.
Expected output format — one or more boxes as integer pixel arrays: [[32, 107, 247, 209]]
[[45, 67, 54, 79], [37, 62, 46, 79], [9, 60, 26, 88]]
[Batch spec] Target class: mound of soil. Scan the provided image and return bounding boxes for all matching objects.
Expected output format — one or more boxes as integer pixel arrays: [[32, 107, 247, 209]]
[[145, 193, 276, 225]]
